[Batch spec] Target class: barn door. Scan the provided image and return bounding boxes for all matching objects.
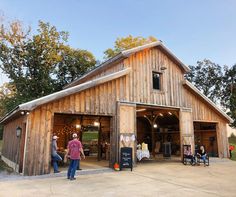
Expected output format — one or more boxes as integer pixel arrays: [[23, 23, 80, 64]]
[[117, 102, 136, 164], [179, 108, 195, 159]]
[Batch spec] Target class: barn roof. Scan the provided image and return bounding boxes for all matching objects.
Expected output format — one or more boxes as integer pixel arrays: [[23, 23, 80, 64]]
[[64, 41, 190, 89], [0, 68, 131, 124], [183, 80, 233, 123]]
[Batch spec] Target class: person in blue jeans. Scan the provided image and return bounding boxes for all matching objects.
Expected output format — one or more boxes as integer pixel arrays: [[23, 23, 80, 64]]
[[67, 133, 85, 180], [197, 145, 207, 166], [51, 135, 62, 173]]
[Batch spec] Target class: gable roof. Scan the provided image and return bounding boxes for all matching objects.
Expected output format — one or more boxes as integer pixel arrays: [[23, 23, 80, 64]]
[[0, 68, 131, 124], [183, 80, 233, 123], [64, 41, 190, 89]]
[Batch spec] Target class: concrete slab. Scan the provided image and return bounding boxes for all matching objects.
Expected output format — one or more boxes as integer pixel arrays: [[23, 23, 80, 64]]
[[0, 158, 236, 197]]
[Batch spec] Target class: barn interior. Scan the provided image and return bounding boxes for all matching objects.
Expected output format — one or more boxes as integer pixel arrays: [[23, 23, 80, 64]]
[[51, 113, 111, 172], [136, 106, 181, 162], [194, 122, 218, 157]]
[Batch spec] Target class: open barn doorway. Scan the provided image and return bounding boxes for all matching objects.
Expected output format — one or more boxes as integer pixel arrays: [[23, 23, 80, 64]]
[[136, 106, 181, 163], [194, 122, 218, 157], [51, 113, 111, 172]]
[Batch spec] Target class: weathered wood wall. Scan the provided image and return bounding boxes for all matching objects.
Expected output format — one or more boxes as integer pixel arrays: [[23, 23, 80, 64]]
[[4, 45, 230, 175], [23, 77, 127, 175], [2, 115, 27, 172]]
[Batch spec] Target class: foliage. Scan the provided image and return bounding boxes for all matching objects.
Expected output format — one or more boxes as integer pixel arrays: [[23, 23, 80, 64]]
[[0, 20, 96, 114], [104, 35, 157, 59], [185, 59, 224, 104], [222, 64, 236, 127]]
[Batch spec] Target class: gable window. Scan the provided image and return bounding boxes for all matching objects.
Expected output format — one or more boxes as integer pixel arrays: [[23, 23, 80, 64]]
[[152, 72, 161, 90]]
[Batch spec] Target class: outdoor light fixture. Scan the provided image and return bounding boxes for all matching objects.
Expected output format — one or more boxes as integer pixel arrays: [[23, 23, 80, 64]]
[[136, 109, 146, 112], [160, 66, 167, 71], [76, 124, 81, 129], [168, 112, 172, 115], [16, 126, 22, 138], [159, 113, 163, 117], [26, 112, 30, 115], [20, 111, 25, 115], [94, 121, 100, 127], [153, 123, 158, 128]]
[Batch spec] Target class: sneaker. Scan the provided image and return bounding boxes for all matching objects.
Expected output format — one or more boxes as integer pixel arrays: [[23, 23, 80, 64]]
[[54, 171, 60, 173], [70, 177, 76, 181], [67, 177, 70, 179]]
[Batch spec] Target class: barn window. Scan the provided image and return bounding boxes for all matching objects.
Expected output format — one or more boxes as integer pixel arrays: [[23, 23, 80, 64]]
[[152, 72, 161, 90]]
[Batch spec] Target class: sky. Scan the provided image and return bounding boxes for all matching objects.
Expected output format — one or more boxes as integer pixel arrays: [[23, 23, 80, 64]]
[[0, 0, 236, 85]]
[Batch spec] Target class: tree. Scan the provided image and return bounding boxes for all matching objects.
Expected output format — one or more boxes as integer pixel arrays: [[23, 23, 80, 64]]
[[222, 64, 236, 127], [104, 35, 157, 59], [185, 59, 224, 104], [0, 20, 96, 112]]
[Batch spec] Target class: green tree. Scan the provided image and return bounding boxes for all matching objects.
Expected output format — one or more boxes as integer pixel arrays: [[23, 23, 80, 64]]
[[104, 35, 157, 59], [185, 59, 224, 104], [222, 64, 236, 127], [0, 20, 96, 112]]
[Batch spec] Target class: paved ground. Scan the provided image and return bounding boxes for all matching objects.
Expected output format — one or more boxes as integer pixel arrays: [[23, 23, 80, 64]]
[[0, 158, 236, 197]]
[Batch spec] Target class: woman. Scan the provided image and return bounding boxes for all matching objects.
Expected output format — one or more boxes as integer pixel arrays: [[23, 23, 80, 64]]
[[197, 145, 207, 166]]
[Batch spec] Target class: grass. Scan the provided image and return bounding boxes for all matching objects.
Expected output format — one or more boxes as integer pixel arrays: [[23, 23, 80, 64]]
[[0, 140, 2, 153], [229, 135, 236, 161]]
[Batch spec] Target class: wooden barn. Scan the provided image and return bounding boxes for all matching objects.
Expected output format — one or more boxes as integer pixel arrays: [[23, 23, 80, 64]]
[[0, 41, 232, 176]]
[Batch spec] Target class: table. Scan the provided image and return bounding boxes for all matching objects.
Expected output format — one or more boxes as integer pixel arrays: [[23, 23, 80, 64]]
[[136, 149, 150, 161]]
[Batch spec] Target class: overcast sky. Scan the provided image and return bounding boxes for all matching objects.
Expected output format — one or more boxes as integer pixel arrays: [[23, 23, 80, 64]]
[[1, 0, 236, 85]]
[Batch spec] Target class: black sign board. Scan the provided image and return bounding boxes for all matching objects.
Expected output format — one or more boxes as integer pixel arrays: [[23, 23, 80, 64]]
[[120, 147, 133, 171]]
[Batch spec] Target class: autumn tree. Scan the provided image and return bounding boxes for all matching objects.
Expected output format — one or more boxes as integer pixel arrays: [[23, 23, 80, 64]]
[[0, 20, 96, 112], [104, 35, 157, 59]]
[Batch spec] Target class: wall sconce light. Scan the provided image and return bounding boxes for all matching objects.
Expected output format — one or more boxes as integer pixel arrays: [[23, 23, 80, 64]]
[[160, 66, 167, 71], [153, 123, 158, 128], [16, 126, 22, 138], [168, 112, 172, 115], [159, 113, 163, 117]]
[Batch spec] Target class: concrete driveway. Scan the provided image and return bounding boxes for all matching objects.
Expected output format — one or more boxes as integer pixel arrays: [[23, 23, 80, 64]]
[[0, 158, 235, 197]]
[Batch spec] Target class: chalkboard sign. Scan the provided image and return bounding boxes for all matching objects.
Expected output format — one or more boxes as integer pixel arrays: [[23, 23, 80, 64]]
[[120, 147, 133, 171]]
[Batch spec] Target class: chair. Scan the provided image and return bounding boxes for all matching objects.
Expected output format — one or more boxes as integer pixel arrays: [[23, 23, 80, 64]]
[[183, 145, 195, 165]]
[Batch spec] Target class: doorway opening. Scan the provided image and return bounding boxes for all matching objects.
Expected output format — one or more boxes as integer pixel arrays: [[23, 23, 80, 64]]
[[194, 122, 218, 157], [136, 106, 180, 162], [51, 113, 111, 172]]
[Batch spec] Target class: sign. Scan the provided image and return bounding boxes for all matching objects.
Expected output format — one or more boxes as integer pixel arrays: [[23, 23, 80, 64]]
[[120, 147, 133, 171]]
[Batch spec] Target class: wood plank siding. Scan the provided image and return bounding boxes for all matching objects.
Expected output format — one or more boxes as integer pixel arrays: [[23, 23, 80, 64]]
[[1, 44, 230, 175]]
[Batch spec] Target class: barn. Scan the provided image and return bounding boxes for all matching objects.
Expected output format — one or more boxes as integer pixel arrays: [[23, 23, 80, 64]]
[[0, 41, 232, 176]]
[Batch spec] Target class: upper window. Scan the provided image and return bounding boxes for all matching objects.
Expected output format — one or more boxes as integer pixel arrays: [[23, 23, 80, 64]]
[[152, 72, 161, 90]]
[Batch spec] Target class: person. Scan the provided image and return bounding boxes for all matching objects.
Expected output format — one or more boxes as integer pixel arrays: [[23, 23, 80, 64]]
[[229, 145, 235, 158], [67, 133, 85, 180], [184, 146, 195, 165], [197, 145, 207, 166], [51, 135, 62, 173]]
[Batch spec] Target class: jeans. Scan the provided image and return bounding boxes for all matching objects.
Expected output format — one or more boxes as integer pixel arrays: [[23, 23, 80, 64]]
[[67, 159, 79, 178], [201, 155, 206, 164], [52, 153, 62, 172], [77, 159, 81, 170]]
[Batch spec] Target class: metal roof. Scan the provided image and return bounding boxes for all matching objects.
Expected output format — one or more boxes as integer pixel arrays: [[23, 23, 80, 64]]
[[183, 80, 233, 123], [64, 41, 190, 89]]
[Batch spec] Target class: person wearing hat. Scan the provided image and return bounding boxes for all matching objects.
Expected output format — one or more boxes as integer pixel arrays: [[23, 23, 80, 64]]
[[67, 133, 85, 180], [51, 135, 62, 173]]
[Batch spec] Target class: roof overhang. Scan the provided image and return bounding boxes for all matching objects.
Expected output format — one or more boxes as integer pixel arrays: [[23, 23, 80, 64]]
[[0, 68, 131, 124], [183, 80, 233, 123]]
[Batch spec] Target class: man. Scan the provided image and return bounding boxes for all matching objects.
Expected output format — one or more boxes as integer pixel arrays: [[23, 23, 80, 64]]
[[67, 133, 85, 180], [51, 135, 62, 173]]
